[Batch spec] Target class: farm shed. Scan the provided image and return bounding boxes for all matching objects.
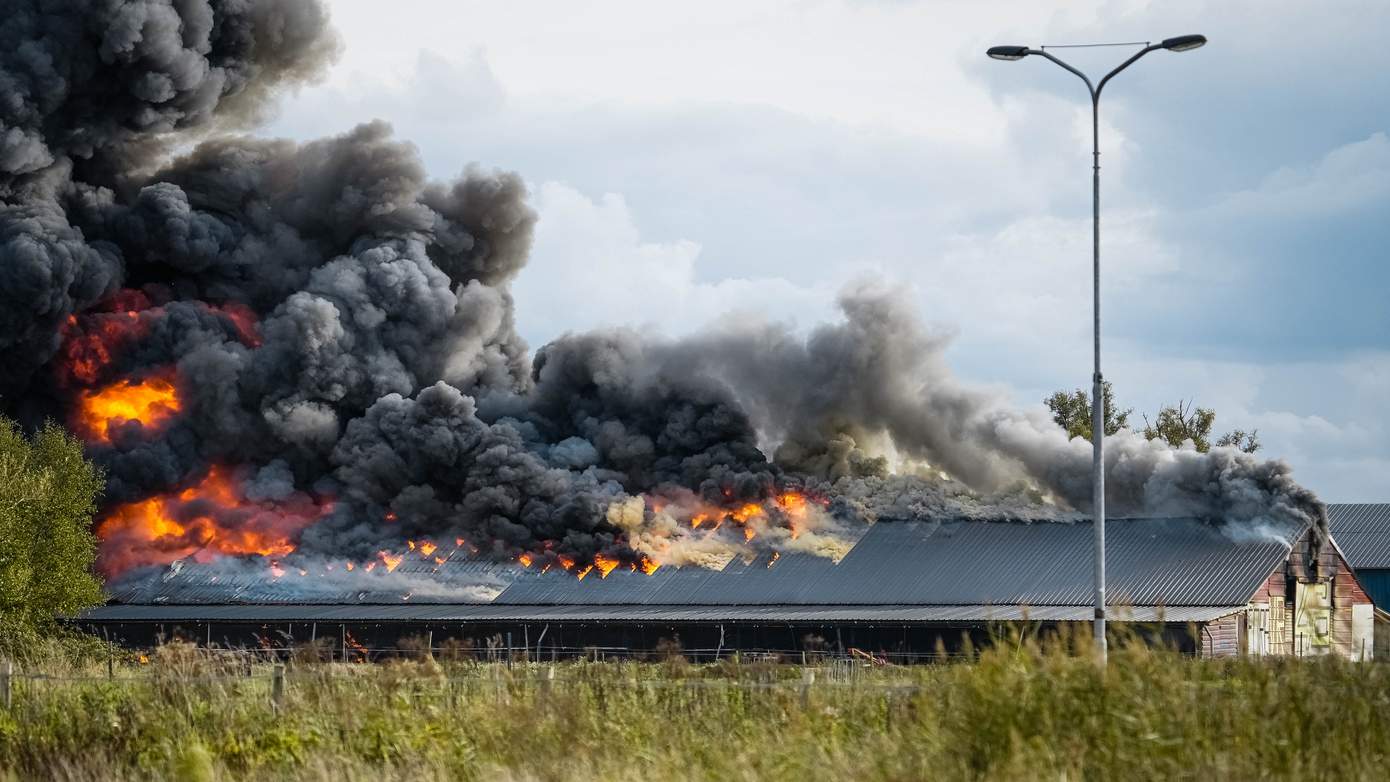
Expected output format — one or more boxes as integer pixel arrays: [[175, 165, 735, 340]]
[[1328, 504, 1390, 609], [78, 514, 1381, 660]]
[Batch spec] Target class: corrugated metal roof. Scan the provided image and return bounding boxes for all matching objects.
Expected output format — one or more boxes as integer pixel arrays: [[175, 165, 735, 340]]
[[102, 516, 1301, 613], [1329, 504, 1390, 569], [77, 603, 1240, 625]]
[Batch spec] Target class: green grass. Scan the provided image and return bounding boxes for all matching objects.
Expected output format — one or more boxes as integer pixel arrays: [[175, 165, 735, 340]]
[[3, 636, 1390, 780]]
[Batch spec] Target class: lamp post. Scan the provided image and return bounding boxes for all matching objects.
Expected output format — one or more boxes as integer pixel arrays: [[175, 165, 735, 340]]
[[986, 35, 1206, 664]]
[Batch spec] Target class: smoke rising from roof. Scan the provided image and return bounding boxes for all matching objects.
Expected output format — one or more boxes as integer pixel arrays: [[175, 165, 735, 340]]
[[0, 1, 1324, 594]]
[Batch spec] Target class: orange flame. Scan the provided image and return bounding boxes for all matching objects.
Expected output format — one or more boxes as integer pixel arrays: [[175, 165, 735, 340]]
[[731, 503, 764, 523], [594, 554, 620, 579], [518, 552, 534, 568], [95, 465, 329, 578], [418, 541, 437, 557], [650, 489, 821, 546], [74, 373, 181, 443], [378, 551, 404, 572], [57, 290, 261, 389]]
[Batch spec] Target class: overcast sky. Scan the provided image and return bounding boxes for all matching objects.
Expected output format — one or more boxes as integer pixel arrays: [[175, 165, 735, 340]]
[[262, 0, 1390, 502]]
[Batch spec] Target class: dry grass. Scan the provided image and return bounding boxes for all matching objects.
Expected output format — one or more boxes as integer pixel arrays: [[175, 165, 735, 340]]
[[3, 633, 1390, 780]]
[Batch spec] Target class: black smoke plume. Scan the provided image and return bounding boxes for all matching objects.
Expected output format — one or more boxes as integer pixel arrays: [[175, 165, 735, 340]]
[[0, 0, 1324, 593]]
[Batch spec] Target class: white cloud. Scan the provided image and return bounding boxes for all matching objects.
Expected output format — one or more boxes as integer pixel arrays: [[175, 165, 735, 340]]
[[513, 182, 844, 344]]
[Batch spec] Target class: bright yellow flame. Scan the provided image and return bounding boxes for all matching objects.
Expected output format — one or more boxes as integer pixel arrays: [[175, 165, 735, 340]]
[[594, 554, 620, 578], [76, 375, 181, 443]]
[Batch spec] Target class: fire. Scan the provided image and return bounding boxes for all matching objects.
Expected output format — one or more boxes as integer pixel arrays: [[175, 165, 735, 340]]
[[57, 289, 261, 388], [593, 553, 620, 579], [775, 492, 808, 516], [518, 552, 534, 568], [418, 540, 437, 557], [649, 488, 826, 547], [345, 632, 369, 661], [217, 300, 262, 347], [95, 465, 331, 577], [74, 372, 181, 443], [378, 551, 404, 573], [731, 503, 764, 523], [639, 556, 660, 575], [576, 564, 594, 580]]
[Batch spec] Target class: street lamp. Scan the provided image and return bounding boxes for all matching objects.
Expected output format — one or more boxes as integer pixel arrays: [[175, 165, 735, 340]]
[[987, 35, 1206, 664]]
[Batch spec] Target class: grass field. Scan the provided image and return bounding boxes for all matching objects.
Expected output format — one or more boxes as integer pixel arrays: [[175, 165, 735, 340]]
[[3, 636, 1390, 781]]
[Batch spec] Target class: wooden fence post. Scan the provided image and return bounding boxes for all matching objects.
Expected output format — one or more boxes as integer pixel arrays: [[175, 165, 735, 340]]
[[800, 668, 814, 709], [271, 664, 285, 709], [1, 660, 12, 710]]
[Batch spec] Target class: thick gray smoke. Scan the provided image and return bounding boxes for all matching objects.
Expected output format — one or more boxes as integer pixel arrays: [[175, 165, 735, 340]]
[[654, 281, 1324, 536], [0, 1, 1324, 592]]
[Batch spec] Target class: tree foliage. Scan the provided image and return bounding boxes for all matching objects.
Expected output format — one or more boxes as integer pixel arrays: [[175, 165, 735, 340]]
[[0, 418, 105, 643], [1046, 386, 1260, 454], [1142, 400, 1261, 454], [1044, 381, 1131, 442]]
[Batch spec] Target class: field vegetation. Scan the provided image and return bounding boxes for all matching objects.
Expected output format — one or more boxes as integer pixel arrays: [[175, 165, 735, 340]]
[[3, 633, 1390, 780]]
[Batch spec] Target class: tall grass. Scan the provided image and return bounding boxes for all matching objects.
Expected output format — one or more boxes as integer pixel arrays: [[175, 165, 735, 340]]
[[2, 635, 1388, 780]]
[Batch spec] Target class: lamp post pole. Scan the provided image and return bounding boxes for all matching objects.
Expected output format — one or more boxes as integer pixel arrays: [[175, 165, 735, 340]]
[[987, 35, 1207, 665]]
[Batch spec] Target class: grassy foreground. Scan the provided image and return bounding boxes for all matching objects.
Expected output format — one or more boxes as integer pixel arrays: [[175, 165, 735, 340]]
[[3, 638, 1390, 781]]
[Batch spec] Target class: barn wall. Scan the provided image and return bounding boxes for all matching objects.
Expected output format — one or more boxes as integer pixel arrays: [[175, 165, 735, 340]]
[[1201, 613, 1242, 658], [1243, 530, 1374, 659], [1332, 548, 1373, 659]]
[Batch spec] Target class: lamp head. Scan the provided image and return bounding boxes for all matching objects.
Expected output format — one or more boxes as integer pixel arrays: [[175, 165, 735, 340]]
[[1160, 34, 1206, 52], [987, 45, 1030, 61]]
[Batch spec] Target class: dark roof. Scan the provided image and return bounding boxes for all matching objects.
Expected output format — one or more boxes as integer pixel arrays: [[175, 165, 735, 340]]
[[78, 603, 1239, 625], [1329, 504, 1390, 569], [95, 517, 1302, 618]]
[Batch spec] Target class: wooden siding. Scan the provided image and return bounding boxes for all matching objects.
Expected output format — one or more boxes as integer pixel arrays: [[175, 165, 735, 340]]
[[1202, 613, 1242, 658], [1240, 530, 1374, 658]]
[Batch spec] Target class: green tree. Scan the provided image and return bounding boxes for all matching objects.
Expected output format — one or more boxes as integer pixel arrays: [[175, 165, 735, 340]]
[[1044, 381, 1132, 442], [1142, 400, 1261, 454], [1046, 386, 1262, 454], [0, 418, 105, 644]]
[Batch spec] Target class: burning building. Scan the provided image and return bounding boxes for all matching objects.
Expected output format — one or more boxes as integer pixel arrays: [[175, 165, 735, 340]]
[[77, 506, 1383, 659], [0, 0, 1348, 659]]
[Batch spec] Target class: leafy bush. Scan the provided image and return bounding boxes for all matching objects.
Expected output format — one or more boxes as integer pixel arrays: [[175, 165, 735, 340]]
[[0, 418, 104, 657]]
